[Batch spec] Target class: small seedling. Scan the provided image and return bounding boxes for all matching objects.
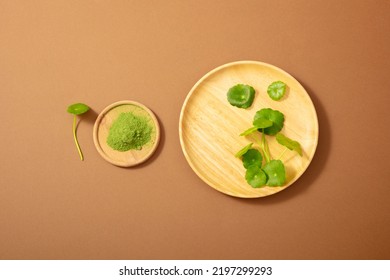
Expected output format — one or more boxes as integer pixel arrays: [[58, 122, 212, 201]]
[[67, 103, 90, 161]]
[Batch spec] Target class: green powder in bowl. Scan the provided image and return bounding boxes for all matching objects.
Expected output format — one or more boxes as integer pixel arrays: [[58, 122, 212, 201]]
[[106, 112, 152, 151]]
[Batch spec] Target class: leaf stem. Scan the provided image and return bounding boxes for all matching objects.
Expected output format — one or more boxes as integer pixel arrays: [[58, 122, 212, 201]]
[[73, 115, 83, 161], [278, 147, 288, 161], [265, 134, 272, 161], [261, 131, 270, 163], [250, 135, 262, 149]]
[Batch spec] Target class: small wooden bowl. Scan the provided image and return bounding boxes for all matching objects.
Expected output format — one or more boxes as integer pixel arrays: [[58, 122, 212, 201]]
[[93, 100, 160, 167]]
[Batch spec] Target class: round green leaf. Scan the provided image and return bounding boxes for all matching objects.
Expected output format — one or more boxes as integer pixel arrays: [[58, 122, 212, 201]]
[[67, 103, 90, 115], [267, 81, 286, 101], [235, 143, 253, 158], [263, 159, 286, 186], [242, 148, 263, 169], [227, 84, 255, 109], [245, 165, 267, 188], [253, 108, 284, 135]]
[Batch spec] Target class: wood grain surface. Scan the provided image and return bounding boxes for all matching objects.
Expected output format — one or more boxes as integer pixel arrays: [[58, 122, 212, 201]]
[[180, 61, 319, 198], [93, 101, 160, 167]]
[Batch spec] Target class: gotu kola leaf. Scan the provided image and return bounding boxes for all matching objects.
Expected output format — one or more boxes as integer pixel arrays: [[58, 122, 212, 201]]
[[67, 103, 90, 115], [252, 118, 273, 129], [227, 84, 255, 109], [235, 143, 253, 158], [276, 133, 303, 156], [267, 81, 286, 101], [245, 165, 267, 188], [242, 148, 263, 169], [239, 119, 273, 136], [253, 108, 284, 136], [240, 126, 259, 137], [263, 159, 286, 186]]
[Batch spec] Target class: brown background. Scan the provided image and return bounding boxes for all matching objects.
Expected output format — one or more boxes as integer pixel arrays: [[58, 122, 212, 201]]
[[1, 0, 389, 260]]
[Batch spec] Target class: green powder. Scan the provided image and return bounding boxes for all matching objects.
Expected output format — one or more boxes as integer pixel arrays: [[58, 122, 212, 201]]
[[107, 112, 152, 151]]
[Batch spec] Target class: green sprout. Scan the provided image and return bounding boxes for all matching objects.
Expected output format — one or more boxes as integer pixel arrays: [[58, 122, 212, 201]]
[[227, 84, 255, 109], [267, 81, 286, 101], [67, 103, 90, 161]]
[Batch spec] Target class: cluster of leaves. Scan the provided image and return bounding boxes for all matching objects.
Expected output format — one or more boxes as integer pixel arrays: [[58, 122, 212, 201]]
[[226, 79, 300, 188], [235, 108, 302, 188], [227, 81, 287, 109]]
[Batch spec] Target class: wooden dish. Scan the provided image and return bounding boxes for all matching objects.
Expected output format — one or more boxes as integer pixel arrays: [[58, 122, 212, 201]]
[[93, 100, 160, 167], [179, 61, 319, 198]]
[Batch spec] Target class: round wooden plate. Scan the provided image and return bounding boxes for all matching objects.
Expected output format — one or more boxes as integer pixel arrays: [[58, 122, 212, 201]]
[[93, 100, 160, 167], [179, 61, 319, 198]]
